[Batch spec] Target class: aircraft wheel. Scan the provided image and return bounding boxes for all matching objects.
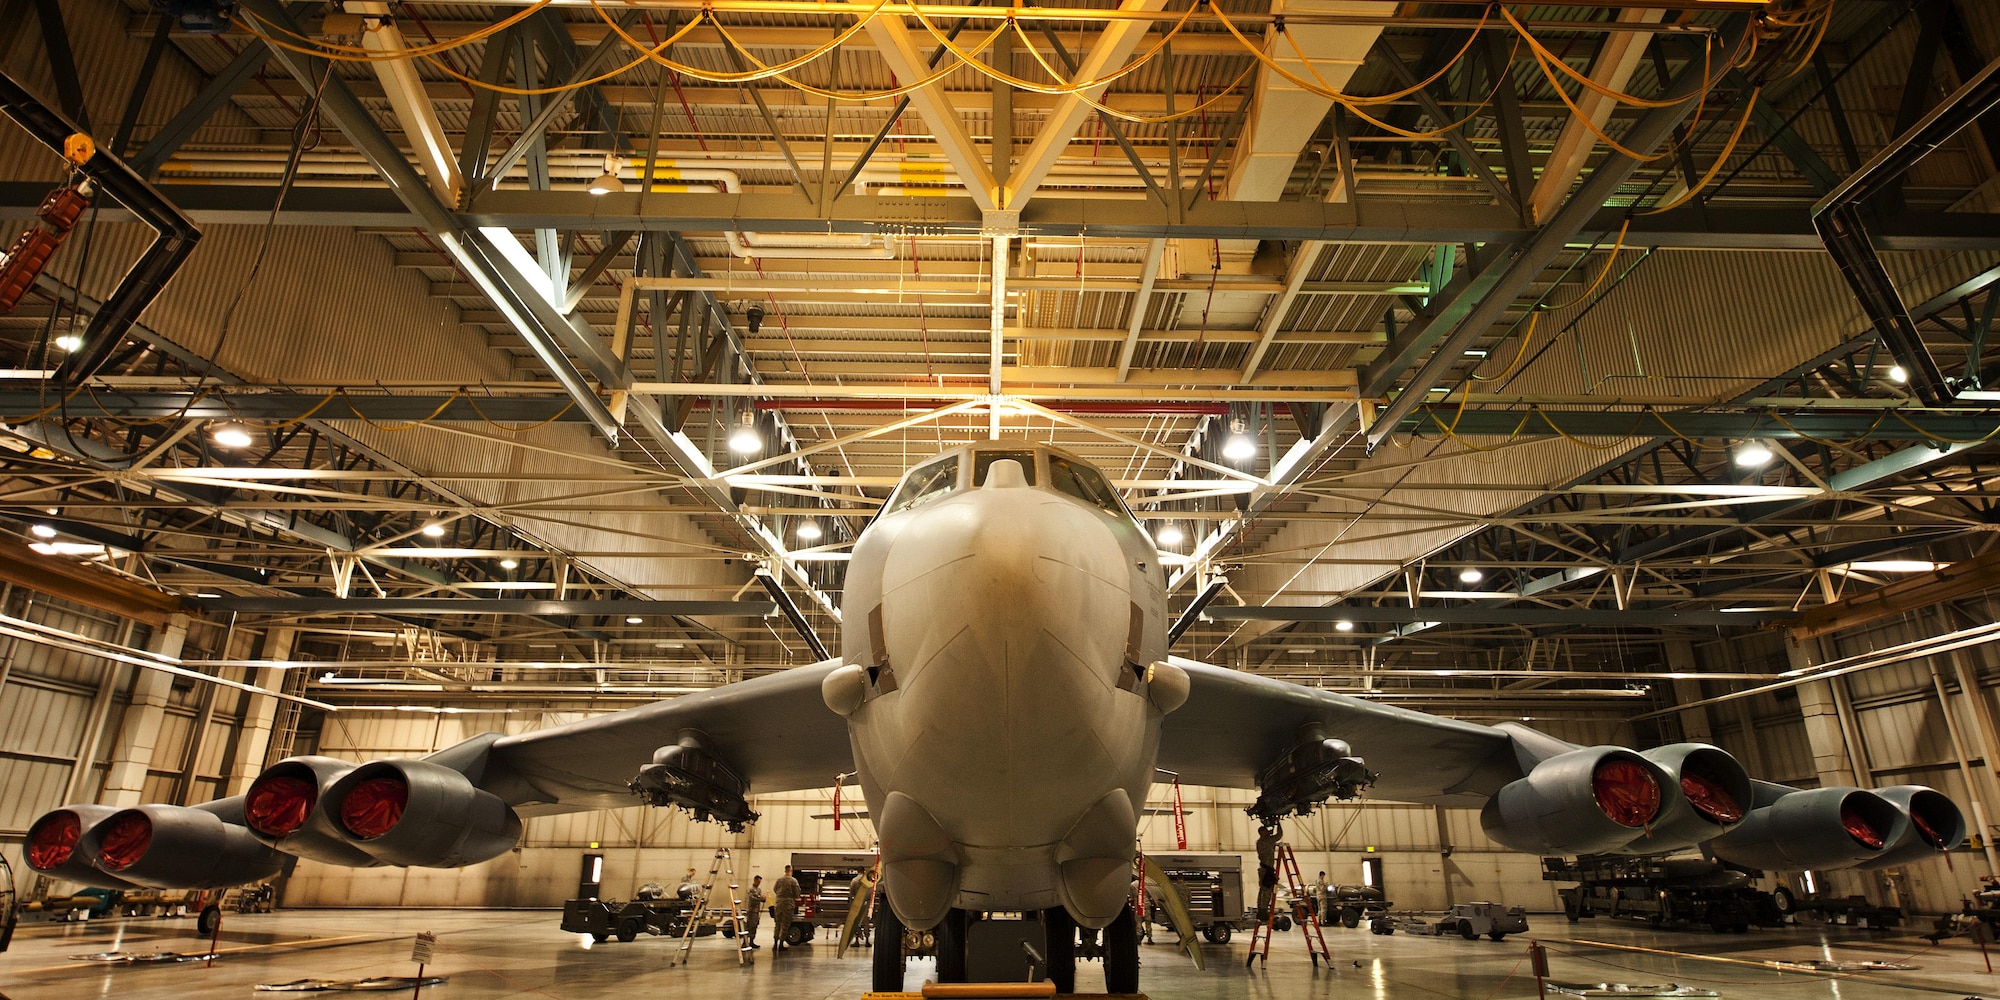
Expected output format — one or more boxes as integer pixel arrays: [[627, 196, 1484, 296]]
[[935, 909, 968, 982], [617, 917, 642, 943], [197, 904, 222, 936], [1044, 907, 1077, 995], [874, 901, 906, 992], [1105, 902, 1140, 994]]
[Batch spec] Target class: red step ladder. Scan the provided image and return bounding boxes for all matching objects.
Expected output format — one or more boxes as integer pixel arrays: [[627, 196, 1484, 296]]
[[1245, 843, 1332, 968]]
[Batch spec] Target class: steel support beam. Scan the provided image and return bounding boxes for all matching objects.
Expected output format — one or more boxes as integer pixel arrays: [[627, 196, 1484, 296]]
[[1401, 407, 2000, 441], [1375, 35, 1519, 216], [12, 182, 2000, 252], [197, 597, 778, 616], [863, 13, 999, 210], [128, 39, 274, 178], [1205, 605, 1794, 626], [1003, 0, 1170, 208], [238, 0, 622, 442], [486, 9, 644, 187], [1363, 16, 1755, 450]]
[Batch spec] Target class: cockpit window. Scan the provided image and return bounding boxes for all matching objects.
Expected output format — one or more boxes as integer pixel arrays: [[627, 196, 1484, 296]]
[[973, 450, 1039, 486], [885, 456, 960, 514], [1048, 455, 1131, 519]]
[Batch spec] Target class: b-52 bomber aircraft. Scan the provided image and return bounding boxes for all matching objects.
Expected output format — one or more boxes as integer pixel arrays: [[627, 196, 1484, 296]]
[[25, 443, 1967, 992]]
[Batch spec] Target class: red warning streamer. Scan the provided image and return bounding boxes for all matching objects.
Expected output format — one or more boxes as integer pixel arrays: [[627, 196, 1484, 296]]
[[1173, 778, 1187, 851], [832, 773, 843, 831]]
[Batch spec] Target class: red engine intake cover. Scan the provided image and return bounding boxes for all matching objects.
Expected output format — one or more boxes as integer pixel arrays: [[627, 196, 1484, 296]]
[[1592, 759, 1662, 828], [246, 775, 318, 837], [340, 776, 409, 840], [96, 813, 154, 871], [27, 812, 80, 869]]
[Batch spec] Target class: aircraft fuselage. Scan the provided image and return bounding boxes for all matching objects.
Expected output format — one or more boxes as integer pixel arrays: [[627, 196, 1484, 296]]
[[832, 445, 1172, 929]]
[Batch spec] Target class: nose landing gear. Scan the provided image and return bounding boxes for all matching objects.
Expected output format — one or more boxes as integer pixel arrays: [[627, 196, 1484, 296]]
[[870, 896, 1142, 994]]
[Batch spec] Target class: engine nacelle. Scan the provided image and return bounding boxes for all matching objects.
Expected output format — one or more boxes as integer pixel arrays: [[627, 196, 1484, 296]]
[[324, 758, 522, 868], [243, 756, 385, 867], [1709, 787, 1906, 870], [1858, 785, 1966, 870], [1610, 743, 1753, 854], [1481, 747, 1668, 855], [75, 799, 289, 889], [24, 805, 141, 888]]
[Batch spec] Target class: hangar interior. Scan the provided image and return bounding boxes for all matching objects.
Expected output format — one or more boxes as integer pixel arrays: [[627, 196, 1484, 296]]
[[3, 0, 2000, 993]]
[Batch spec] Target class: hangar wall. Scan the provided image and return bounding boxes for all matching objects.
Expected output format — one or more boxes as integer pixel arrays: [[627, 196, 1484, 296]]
[[3, 577, 1997, 915]]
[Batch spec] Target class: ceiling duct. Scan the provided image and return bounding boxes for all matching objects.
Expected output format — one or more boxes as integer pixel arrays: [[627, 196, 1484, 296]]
[[0, 69, 201, 385], [1813, 55, 2000, 407]]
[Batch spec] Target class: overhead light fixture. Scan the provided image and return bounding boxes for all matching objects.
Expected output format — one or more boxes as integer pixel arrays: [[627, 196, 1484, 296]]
[[1889, 364, 1908, 384], [53, 334, 82, 352], [499, 558, 519, 570], [31, 541, 105, 556], [1463, 349, 1488, 358], [626, 616, 644, 625], [796, 520, 823, 541], [1845, 560, 1949, 573], [1156, 524, 1184, 547], [421, 521, 447, 538], [1732, 439, 1773, 468], [1334, 619, 1355, 632], [1458, 567, 1484, 584], [727, 410, 762, 454], [587, 153, 625, 195], [654, 641, 684, 649], [212, 423, 254, 449], [29, 523, 56, 539], [1222, 416, 1256, 462]]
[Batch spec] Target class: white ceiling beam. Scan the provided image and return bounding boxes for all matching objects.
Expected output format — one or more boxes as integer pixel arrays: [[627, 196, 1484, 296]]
[[351, 2, 461, 203], [1003, 0, 1172, 207], [863, 15, 1001, 211], [1527, 8, 1665, 224]]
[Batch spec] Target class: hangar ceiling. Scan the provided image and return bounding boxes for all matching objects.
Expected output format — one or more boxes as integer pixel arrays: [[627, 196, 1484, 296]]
[[0, 0, 1997, 715]]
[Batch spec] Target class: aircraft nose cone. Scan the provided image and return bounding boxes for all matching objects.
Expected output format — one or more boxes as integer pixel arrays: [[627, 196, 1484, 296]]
[[868, 487, 1146, 846]]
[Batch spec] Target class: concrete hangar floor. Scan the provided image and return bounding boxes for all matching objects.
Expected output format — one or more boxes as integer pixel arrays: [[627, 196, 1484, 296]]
[[0, 909, 1987, 1000]]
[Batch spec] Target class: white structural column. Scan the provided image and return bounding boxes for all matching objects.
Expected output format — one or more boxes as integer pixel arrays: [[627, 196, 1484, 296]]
[[100, 614, 189, 807], [1003, 0, 1172, 206], [988, 234, 1009, 438], [1663, 640, 1715, 744], [1789, 638, 1862, 787], [356, 2, 463, 203], [1526, 7, 1665, 224], [865, 15, 1000, 211], [227, 628, 294, 795]]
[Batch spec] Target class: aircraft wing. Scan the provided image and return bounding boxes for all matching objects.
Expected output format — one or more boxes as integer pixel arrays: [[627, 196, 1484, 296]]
[[1155, 657, 1524, 807], [485, 657, 853, 816]]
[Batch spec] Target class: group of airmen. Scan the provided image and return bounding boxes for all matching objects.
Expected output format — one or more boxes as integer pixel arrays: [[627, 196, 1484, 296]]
[[672, 864, 875, 952]]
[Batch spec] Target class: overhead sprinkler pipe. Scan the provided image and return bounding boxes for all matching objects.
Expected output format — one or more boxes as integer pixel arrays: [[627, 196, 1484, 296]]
[[0, 69, 201, 385]]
